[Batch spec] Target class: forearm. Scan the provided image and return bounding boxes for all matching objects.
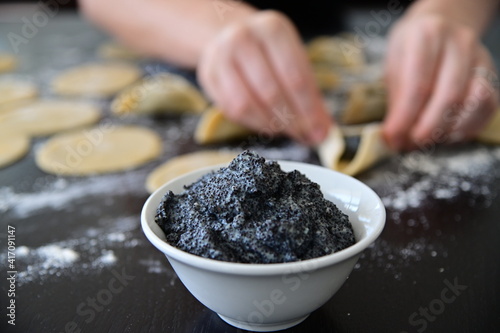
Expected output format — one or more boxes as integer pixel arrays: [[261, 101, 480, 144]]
[[79, 0, 256, 68], [407, 0, 499, 35]]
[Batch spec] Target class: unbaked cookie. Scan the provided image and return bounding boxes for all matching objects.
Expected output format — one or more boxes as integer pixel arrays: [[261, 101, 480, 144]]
[[317, 123, 395, 176], [36, 125, 162, 175], [194, 107, 253, 144], [0, 99, 34, 115], [313, 65, 341, 91], [0, 80, 37, 108], [0, 134, 30, 168], [307, 36, 365, 69], [145, 150, 239, 193], [0, 54, 17, 73], [51, 63, 141, 97], [342, 81, 387, 125], [111, 73, 207, 115], [97, 42, 142, 60], [0, 100, 101, 137], [477, 108, 500, 144]]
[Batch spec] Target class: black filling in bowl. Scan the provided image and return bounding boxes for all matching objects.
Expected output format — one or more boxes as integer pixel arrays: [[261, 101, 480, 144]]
[[155, 150, 355, 263]]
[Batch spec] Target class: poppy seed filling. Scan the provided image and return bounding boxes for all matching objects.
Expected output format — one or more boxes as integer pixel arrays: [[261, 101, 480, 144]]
[[155, 150, 355, 263]]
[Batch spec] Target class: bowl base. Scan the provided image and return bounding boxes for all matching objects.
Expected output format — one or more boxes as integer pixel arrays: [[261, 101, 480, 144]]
[[218, 313, 309, 332]]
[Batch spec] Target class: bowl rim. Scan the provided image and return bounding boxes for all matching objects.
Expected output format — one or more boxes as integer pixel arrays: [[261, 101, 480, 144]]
[[141, 160, 386, 276]]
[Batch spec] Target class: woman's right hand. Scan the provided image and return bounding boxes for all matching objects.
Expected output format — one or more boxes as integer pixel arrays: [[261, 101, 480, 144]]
[[197, 10, 332, 145]]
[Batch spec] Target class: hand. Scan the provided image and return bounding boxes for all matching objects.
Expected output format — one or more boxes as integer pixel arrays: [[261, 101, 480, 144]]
[[383, 13, 499, 151], [197, 10, 332, 145]]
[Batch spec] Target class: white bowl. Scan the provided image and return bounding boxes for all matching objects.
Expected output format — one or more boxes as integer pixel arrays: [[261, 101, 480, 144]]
[[141, 161, 385, 332]]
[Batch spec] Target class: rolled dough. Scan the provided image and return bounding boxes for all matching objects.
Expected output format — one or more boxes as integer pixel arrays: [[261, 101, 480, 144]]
[[51, 63, 141, 97], [36, 125, 162, 176], [307, 36, 365, 69], [0, 54, 17, 73], [0, 99, 34, 115], [0, 134, 30, 168], [97, 42, 142, 60], [477, 108, 500, 144], [111, 73, 207, 115], [313, 65, 341, 91], [317, 123, 395, 176], [145, 150, 239, 193], [194, 107, 253, 144], [0, 100, 101, 137], [0, 80, 38, 108], [342, 81, 387, 125]]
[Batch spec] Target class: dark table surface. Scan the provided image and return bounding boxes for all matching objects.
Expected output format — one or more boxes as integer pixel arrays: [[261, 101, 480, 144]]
[[1, 6, 500, 333]]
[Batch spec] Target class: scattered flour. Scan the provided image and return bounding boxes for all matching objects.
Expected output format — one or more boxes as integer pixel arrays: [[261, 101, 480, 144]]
[[372, 146, 500, 211], [354, 145, 500, 280], [16, 244, 80, 265], [37, 244, 80, 264], [96, 250, 118, 265], [0, 173, 146, 218], [15, 244, 81, 284], [355, 237, 448, 280], [138, 259, 177, 286], [2, 216, 143, 286]]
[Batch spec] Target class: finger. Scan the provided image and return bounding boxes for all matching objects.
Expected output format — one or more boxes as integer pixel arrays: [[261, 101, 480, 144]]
[[217, 62, 270, 131], [197, 43, 220, 105], [383, 23, 443, 151], [232, 61, 309, 144], [233, 32, 280, 111], [225, 59, 310, 144], [249, 11, 331, 144], [410, 32, 476, 145], [198, 37, 269, 132], [451, 56, 499, 141], [384, 23, 404, 100], [232, 30, 307, 141]]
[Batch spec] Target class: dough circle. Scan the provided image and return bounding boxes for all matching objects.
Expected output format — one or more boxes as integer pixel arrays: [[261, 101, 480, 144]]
[[51, 63, 141, 97], [145, 150, 239, 193], [36, 125, 162, 176], [0, 100, 101, 137], [0, 80, 38, 108], [0, 135, 30, 168], [0, 54, 17, 73]]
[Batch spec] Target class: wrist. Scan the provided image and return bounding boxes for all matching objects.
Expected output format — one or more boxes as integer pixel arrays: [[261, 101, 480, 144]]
[[406, 0, 496, 35]]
